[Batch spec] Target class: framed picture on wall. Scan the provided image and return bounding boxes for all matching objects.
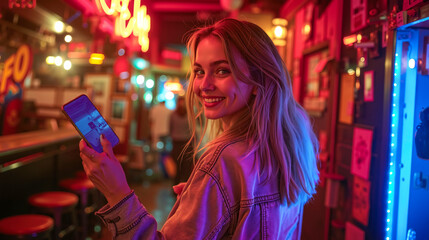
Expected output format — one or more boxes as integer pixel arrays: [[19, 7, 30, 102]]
[[351, 126, 374, 180], [338, 73, 355, 124], [352, 176, 371, 226], [84, 74, 113, 117], [111, 96, 129, 124], [350, 0, 367, 33]]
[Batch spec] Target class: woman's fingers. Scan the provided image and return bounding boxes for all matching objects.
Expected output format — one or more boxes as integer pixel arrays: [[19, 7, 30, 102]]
[[79, 140, 99, 161], [100, 134, 115, 159]]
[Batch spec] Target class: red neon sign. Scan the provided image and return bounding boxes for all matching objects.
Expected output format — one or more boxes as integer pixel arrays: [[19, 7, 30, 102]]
[[95, 0, 150, 52]]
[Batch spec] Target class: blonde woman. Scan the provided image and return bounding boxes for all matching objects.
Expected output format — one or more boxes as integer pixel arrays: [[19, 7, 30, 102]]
[[80, 18, 319, 239]]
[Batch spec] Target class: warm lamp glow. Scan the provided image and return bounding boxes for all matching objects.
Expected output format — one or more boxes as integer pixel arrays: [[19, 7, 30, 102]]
[[89, 53, 105, 65], [272, 18, 287, 47], [64, 35, 72, 43], [343, 34, 357, 46], [303, 24, 311, 35], [64, 60, 72, 70], [55, 56, 63, 66], [54, 21, 64, 33], [357, 34, 362, 43], [164, 82, 183, 94], [46, 56, 55, 65]]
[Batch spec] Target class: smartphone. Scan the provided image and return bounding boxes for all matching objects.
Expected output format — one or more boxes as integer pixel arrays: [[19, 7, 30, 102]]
[[62, 94, 119, 153]]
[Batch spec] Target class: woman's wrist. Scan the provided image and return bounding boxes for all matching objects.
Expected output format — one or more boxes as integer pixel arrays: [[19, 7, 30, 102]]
[[107, 187, 133, 207]]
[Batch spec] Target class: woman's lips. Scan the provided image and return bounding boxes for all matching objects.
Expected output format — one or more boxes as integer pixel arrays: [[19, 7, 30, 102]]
[[202, 97, 225, 107]]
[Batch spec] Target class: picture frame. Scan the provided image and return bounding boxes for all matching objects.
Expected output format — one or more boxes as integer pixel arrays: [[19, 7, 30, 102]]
[[338, 73, 355, 124], [84, 74, 113, 117], [403, 0, 423, 10], [110, 95, 129, 124], [115, 78, 131, 94], [352, 176, 371, 226], [350, 0, 367, 33], [351, 125, 374, 180]]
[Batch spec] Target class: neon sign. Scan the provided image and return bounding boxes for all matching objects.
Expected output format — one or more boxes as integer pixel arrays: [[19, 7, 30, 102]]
[[96, 0, 150, 52], [9, 0, 36, 9], [1, 45, 32, 97]]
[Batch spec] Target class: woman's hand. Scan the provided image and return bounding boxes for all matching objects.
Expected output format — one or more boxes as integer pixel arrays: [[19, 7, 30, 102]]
[[79, 134, 131, 206]]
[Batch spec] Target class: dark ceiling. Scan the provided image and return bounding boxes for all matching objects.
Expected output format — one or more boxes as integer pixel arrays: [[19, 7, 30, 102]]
[[0, 0, 286, 58]]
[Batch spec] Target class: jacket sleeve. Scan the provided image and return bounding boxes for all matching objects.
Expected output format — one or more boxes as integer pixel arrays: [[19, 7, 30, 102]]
[[95, 191, 163, 240], [95, 169, 231, 240]]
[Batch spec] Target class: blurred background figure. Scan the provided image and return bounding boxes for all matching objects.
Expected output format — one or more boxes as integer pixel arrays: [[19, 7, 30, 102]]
[[169, 97, 193, 185], [149, 101, 172, 151]]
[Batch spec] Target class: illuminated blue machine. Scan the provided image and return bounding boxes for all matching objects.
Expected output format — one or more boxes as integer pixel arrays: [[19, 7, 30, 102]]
[[386, 17, 429, 240]]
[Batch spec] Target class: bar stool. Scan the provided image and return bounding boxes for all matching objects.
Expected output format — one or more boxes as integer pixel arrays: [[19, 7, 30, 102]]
[[28, 191, 79, 240], [0, 214, 54, 240], [59, 177, 98, 240]]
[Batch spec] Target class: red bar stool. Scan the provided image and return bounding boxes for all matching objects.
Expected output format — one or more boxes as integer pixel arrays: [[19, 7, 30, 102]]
[[28, 191, 79, 240], [59, 177, 99, 240], [0, 214, 54, 239]]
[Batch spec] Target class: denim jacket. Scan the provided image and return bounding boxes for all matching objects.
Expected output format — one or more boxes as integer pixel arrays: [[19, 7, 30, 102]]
[[96, 139, 303, 239]]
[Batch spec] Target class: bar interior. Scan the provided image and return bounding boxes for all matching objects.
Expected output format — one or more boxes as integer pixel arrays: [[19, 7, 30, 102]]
[[1, 0, 429, 239]]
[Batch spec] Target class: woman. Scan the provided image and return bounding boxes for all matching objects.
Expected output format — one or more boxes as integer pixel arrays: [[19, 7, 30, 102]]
[[80, 18, 319, 239]]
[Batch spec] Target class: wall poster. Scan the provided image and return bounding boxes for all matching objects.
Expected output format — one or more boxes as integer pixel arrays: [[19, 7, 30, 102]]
[[338, 73, 355, 124], [352, 176, 371, 226], [350, 0, 367, 33], [351, 126, 373, 180]]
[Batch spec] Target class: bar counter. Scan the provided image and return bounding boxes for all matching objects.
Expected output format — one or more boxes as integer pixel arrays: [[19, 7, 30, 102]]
[[0, 128, 84, 219]]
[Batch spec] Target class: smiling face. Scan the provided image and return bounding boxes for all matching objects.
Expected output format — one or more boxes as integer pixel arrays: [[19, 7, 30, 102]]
[[192, 35, 254, 129]]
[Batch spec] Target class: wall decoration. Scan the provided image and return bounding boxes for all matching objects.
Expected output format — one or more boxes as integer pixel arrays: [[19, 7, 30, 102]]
[[403, 0, 423, 11], [111, 96, 129, 124], [345, 222, 365, 240], [364, 71, 374, 102], [339, 73, 355, 124], [350, 0, 367, 33], [352, 176, 371, 226], [84, 74, 112, 117], [305, 52, 322, 98], [351, 126, 373, 180]]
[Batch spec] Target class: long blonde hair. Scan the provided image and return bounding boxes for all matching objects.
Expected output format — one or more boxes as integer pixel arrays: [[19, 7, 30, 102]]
[[185, 18, 319, 205]]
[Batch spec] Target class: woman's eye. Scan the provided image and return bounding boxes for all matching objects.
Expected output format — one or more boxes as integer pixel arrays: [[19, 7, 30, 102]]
[[216, 68, 231, 76], [194, 69, 204, 77]]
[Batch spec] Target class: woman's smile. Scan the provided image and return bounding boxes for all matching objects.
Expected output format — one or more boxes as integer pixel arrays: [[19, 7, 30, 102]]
[[202, 96, 226, 107]]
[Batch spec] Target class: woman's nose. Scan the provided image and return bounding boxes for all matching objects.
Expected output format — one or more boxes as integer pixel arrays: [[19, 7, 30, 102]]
[[200, 74, 215, 91]]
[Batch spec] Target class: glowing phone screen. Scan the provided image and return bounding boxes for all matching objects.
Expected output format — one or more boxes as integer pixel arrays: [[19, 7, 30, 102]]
[[63, 95, 119, 153]]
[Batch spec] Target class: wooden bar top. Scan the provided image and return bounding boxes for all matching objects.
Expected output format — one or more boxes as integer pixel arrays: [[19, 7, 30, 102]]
[[0, 128, 80, 156]]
